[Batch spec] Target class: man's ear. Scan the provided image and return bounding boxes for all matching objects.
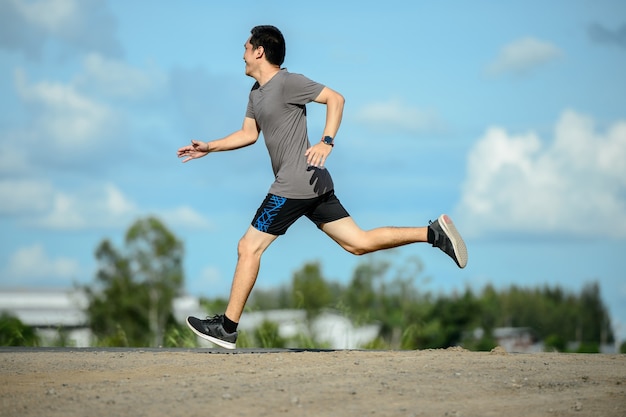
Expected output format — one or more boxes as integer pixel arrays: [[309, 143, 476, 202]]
[[256, 46, 265, 59]]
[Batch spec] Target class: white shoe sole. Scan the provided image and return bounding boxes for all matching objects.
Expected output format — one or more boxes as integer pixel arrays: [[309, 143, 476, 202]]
[[438, 214, 468, 268], [186, 317, 237, 349]]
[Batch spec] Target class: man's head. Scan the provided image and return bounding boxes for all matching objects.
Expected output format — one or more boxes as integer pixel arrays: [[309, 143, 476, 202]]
[[249, 25, 286, 66]]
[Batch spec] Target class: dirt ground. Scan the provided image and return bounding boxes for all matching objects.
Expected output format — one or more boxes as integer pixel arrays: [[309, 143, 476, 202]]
[[0, 347, 624, 417]]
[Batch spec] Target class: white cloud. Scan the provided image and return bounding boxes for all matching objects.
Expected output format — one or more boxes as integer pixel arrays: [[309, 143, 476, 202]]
[[32, 182, 138, 230], [6, 58, 167, 172], [0, 179, 212, 232], [487, 37, 563, 76], [104, 184, 136, 216], [0, 181, 137, 230], [456, 110, 626, 238], [4, 243, 81, 281], [0, 179, 55, 215], [0, 0, 122, 58], [159, 206, 212, 230], [0, 136, 31, 174], [354, 98, 443, 134], [76, 53, 168, 99], [14, 68, 119, 149], [10, 0, 78, 33]]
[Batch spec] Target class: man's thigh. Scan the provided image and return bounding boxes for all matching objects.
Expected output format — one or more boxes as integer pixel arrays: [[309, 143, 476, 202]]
[[320, 217, 365, 250]]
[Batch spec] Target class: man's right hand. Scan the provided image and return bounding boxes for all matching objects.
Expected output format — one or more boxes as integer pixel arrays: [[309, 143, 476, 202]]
[[177, 140, 210, 163]]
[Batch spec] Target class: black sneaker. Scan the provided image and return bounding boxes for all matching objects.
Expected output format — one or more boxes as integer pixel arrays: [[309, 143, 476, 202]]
[[186, 315, 238, 349], [428, 214, 468, 268]]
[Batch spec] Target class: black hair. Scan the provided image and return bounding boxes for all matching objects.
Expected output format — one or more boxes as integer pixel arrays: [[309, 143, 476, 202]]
[[250, 25, 286, 66]]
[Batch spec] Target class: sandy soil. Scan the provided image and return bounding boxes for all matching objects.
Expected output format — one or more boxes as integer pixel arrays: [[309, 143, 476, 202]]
[[1, 347, 624, 417]]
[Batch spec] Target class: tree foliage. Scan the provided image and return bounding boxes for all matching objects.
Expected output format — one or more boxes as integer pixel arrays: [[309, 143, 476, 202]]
[[291, 262, 334, 317], [243, 254, 615, 351], [0, 312, 40, 347], [79, 218, 614, 351], [83, 217, 184, 347]]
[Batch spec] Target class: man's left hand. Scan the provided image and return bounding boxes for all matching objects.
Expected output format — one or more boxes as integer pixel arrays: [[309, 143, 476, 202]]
[[305, 142, 333, 168]]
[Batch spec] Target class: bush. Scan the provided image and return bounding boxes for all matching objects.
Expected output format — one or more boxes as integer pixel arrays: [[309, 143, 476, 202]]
[[0, 312, 40, 347], [576, 342, 599, 354], [544, 334, 566, 352]]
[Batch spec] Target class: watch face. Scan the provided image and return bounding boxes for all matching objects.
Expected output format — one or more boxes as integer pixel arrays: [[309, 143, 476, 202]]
[[323, 136, 333, 145]]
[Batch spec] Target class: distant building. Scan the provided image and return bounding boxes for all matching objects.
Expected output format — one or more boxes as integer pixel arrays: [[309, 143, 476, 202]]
[[0, 289, 91, 346], [492, 327, 544, 353], [13, 290, 616, 352], [0, 289, 380, 349], [466, 326, 544, 353], [239, 309, 381, 349], [0, 289, 205, 347]]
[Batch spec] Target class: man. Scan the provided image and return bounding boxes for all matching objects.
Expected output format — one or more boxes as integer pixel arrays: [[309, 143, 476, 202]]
[[178, 25, 467, 349]]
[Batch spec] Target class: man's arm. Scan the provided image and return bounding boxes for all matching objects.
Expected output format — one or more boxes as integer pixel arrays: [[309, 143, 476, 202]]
[[305, 87, 345, 167], [177, 117, 260, 163], [314, 86, 345, 140]]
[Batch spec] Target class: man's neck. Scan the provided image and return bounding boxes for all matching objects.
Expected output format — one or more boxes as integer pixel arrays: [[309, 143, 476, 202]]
[[254, 66, 281, 86]]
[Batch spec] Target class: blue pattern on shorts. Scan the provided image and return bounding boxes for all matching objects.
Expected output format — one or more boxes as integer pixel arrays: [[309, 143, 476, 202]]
[[254, 195, 287, 232]]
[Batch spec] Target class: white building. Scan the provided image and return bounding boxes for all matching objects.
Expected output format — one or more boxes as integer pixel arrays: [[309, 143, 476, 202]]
[[0, 289, 205, 347], [0, 289, 380, 349], [0, 289, 91, 346], [239, 309, 381, 349]]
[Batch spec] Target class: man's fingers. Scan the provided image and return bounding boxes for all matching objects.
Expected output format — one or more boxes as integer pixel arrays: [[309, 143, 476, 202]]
[[305, 143, 331, 167], [307, 154, 325, 167]]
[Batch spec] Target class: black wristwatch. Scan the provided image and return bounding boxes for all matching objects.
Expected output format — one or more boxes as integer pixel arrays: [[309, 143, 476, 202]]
[[321, 136, 334, 147]]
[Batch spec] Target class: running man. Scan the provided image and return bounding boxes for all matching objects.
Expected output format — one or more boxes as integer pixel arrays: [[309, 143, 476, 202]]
[[178, 25, 468, 349]]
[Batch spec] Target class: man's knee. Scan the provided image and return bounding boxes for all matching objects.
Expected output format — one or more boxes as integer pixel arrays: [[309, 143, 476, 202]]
[[237, 235, 257, 258], [344, 244, 369, 256], [237, 227, 276, 258], [339, 236, 371, 256], [322, 219, 371, 256]]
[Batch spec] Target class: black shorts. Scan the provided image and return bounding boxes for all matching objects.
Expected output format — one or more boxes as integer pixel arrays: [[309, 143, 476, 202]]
[[251, 190, 350, 236]]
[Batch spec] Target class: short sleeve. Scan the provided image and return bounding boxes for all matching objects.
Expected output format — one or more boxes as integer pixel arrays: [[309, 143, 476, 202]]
[[283, 73, 325, 105], [245, 82, 260, 119]]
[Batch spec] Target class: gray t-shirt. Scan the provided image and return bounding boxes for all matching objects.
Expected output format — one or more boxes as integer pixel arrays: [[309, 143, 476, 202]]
[[246, 69, 334, 198]]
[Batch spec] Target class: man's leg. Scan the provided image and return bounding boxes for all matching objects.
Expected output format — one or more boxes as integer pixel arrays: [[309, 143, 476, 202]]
[[321, 215, 467, 268], [185, 225, 277, 349], [321, 217, 428, 255], [225, 225, 278, 323]]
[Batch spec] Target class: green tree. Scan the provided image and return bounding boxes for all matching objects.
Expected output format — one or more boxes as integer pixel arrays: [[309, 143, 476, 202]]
[[195, 254, 616, 352], [247, 287, 291, 311], [0, 312, 40, 346], [418, 289, 481, 348], [578, 282, 613, 345], [85, 239, 150, 346], [84, 217, 184, 347], [343, 257, 389, 321], [485, 282, 613, 348], [544, 334, 567, 352], [340, 254, 431, 349], [254, 320, 287, 348], [126, 217, 184, 346], [291, 262, 334, 317]]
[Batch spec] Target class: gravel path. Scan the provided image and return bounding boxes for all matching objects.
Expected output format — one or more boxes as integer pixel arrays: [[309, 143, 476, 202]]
[[1, 347, 624, 417]]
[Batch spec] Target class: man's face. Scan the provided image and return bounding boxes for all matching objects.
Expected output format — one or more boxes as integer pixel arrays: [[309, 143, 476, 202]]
[[243, 38, 257, 76]]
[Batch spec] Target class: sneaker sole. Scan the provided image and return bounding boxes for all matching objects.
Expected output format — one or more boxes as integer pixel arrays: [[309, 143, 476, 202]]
[[438, 214, 468, 268], [185, 316, 237, 349]]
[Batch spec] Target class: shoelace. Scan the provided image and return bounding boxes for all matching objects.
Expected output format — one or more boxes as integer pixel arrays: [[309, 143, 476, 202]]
[[203, 314, 223, 324]]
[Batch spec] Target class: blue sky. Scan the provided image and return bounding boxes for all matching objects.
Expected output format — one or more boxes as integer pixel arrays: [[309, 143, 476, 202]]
[[1, 0, 625, 341]]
